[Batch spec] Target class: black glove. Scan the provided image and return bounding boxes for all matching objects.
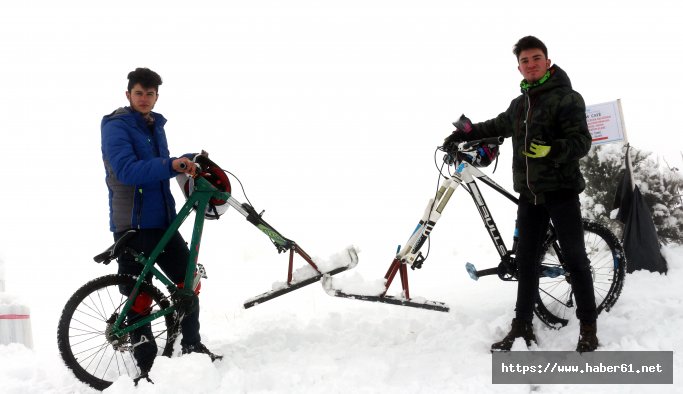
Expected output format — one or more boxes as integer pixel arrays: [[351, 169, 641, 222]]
[[443, 114, 474, 149], [452, 114, 473, 133], [443, 131, 467, 149]]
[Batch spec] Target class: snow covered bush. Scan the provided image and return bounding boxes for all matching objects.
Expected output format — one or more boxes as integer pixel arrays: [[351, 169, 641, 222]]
[[580, 143, 683, 244]]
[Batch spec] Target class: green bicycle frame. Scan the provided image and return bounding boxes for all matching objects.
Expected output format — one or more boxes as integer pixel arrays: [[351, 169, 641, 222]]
[[109, 175, 293, 339]]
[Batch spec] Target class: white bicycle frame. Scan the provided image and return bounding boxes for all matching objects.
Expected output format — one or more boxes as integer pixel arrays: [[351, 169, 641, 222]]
[[397, 156, 519, 269]]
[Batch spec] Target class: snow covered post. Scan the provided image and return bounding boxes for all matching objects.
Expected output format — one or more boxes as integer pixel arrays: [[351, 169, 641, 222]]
[[0, 259, 34, 348]]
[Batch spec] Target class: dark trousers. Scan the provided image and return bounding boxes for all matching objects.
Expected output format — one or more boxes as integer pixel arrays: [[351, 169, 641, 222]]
[[115, 228, 202, 366], [514, 193, 597, 323]]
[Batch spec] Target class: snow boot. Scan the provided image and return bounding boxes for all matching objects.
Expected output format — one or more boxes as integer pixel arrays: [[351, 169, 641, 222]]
[[576, 321, 599, 352], [491, 318, 537, 352], [181, 342, 223, 362], [129, 325, 156, 378]]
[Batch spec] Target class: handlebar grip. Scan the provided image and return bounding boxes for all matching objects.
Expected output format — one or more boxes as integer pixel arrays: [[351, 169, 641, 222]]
[[179, 160, 201, 174], [463, 136, 504, 149]]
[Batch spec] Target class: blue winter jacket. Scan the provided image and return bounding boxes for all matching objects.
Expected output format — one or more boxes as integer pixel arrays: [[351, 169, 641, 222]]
[[101, 107, 179, 233]]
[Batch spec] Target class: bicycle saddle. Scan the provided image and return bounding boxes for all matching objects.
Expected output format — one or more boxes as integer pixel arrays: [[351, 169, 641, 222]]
[[93, 229, 138, 265]]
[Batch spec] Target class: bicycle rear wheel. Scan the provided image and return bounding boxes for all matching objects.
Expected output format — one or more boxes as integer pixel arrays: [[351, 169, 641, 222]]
[[534, 220, 626, 328], [57, 274, 177, 390]]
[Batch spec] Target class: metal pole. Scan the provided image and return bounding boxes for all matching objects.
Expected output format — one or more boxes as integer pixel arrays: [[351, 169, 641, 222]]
[[625, 143, 635, 191]]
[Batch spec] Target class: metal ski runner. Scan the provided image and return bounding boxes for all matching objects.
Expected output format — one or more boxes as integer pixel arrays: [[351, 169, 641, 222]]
[[322, 255, 450, 312], [244, 246, 358, 308]]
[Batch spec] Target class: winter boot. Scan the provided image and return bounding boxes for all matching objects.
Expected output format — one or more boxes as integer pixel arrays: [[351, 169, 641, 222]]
[[491, 318, 537, 352], [133, 372, 154, 386], [129, 323, 156, 378], [181, 342, 223, 362], [576, 321, 599, 352]]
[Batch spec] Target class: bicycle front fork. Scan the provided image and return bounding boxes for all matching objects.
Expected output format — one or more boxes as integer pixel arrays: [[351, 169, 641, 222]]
[[396, 177, 460, 268]]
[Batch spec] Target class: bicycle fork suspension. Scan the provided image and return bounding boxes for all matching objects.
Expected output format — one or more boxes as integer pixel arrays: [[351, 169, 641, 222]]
[[397, 177, 460, 268]]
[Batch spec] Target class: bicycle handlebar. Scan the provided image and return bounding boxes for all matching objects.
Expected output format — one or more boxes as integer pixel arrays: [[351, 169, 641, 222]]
[[440, 136, 504, 155], [439, 136, 504, 167], [461, 136, 505, 150]]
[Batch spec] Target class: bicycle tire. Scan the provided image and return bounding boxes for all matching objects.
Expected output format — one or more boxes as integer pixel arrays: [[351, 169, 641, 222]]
[[57, 274, 177, 390], [534, 220, 626, 328]]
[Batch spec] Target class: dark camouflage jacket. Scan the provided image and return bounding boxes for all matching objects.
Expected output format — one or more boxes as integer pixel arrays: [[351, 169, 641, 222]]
[[469, 64, 591, 204]]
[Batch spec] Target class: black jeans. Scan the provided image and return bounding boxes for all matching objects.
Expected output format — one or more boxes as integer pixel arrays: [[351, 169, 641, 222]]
[[514, 192, 597, 323], [115, 228, 202, 368]]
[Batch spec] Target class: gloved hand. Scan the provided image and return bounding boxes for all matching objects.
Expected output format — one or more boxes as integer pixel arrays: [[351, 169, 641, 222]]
[[443, 114, 473, 149], [452, 114, 473, 133], [443, 131, 467, 148], [523, 140, 551, 158]]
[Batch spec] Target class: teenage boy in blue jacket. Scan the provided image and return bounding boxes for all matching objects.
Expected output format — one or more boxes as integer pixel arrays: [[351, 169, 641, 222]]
[[101, 68, 221, 380]]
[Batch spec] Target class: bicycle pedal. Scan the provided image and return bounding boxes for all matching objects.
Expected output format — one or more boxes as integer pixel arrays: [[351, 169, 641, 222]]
[[131, 335, 150, 349], [197, 263, 208, 279], [465, 263, 479, 281]]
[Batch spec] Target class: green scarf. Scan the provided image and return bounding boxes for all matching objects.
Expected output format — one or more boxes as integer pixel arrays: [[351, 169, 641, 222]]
[[520, 70, 551, 91]]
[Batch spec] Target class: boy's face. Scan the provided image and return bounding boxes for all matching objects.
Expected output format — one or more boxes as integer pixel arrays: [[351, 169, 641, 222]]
[[517, 48, 551, 83], [126, 83, 158, 115]]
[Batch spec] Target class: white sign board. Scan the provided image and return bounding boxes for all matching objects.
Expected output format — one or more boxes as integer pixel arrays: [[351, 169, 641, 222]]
[[585, 99, 627, 145]]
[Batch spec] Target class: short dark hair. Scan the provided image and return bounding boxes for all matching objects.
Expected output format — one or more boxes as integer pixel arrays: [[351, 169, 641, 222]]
[[513, 36, 548, 60], [127, 67, 163, 92]]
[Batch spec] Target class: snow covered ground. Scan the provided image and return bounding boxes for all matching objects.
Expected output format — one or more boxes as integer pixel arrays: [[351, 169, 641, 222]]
[[1, 238, 681, 393]]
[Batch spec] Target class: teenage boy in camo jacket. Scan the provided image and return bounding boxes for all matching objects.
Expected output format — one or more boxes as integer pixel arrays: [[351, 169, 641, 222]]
[[443, 36, 598, 352]]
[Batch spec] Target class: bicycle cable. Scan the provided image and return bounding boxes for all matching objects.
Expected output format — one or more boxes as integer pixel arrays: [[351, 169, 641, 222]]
[[433, 146, 451, 179], [222, 169, 257, 210]]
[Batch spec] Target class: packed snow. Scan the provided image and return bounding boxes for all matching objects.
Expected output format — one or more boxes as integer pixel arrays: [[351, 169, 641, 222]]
[[2, 235, 682, 393]]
